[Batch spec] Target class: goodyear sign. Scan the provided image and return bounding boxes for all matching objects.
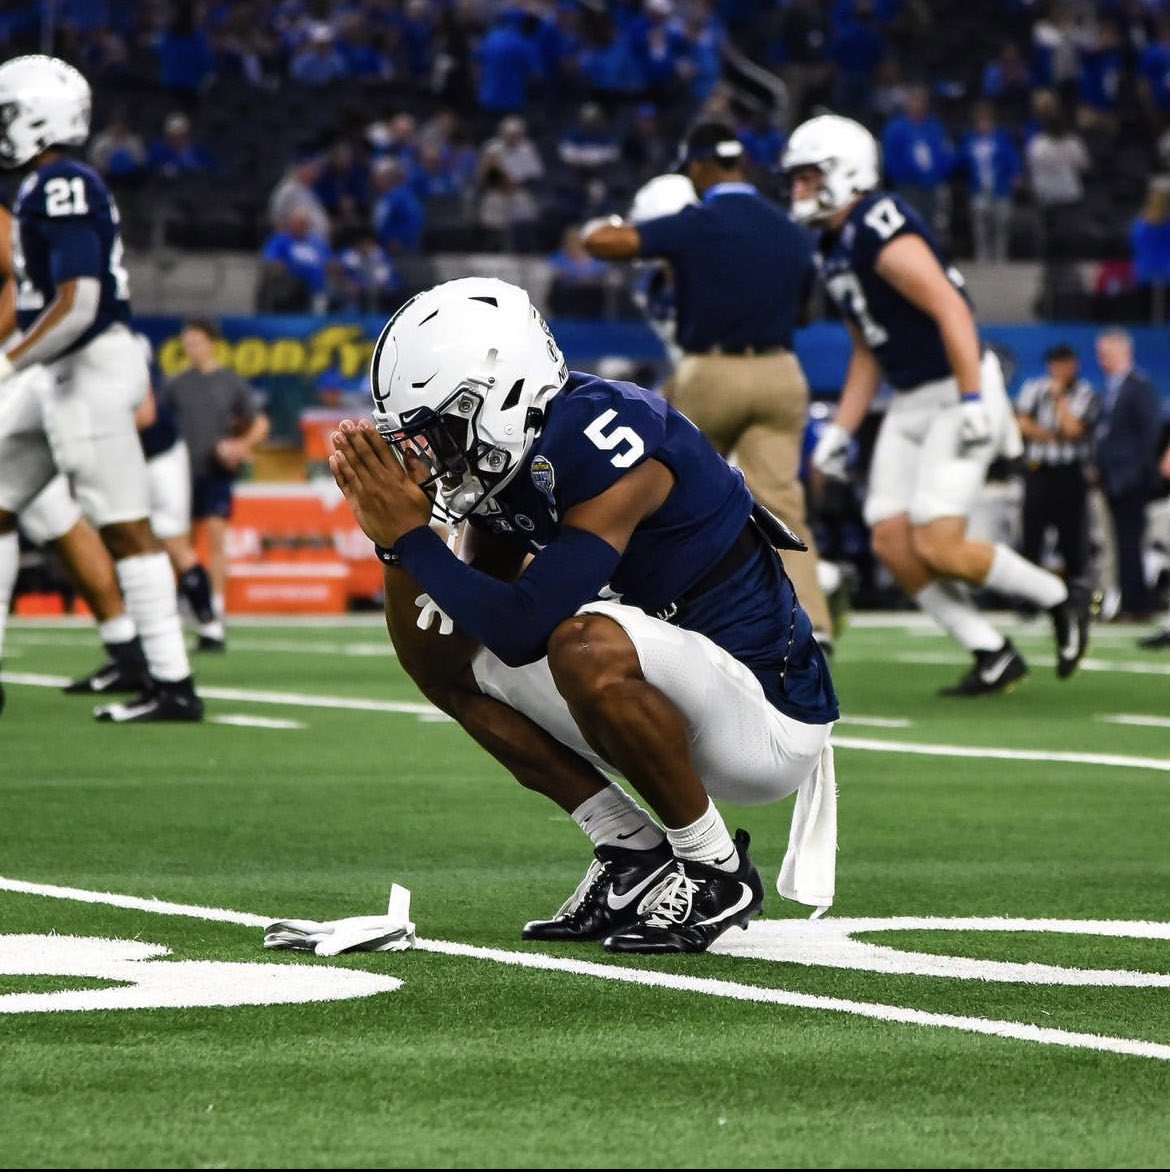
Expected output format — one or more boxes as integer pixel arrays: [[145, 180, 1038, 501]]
[[138, 315, 388, 383]]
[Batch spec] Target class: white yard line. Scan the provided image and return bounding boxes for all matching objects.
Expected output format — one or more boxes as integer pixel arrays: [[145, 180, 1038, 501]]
[[1102, 714, 1170, 730], [209, 715, 306, 731], [2, 876, 1168, 1063], [0, 673, 448, 720], [832, 735, 1170, 773], [5, 632, 396, 658]]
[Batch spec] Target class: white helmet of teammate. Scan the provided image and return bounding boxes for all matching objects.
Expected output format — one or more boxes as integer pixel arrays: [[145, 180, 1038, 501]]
[[781, 114, 880, 226], [370, 277, 569, 521], [629, 173, 696, 223], [0, 55, 91, 169]]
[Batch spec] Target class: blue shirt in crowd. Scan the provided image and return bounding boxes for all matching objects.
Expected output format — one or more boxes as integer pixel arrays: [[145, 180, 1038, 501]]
[[260, 230, 330, 294], [373, 185, 424, 252], [881, 115, 953, 186], [956, 127, 1021, 198], [1130, 217, 1170, 285]]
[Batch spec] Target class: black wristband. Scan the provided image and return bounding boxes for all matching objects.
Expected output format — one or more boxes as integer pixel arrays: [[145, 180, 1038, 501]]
[[373, 543, 401, 565]]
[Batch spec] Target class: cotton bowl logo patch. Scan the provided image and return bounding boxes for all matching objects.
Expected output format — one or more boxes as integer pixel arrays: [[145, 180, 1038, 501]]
[[531, 455, 557, 517]]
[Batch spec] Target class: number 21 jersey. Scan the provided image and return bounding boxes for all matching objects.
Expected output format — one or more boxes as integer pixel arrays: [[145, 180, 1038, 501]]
[[12, 157, 131, 356]]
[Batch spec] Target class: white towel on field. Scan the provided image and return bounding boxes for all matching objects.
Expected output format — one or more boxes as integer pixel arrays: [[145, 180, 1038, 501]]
[[263, 884, 415, 956], [777, 739, 837, 919]]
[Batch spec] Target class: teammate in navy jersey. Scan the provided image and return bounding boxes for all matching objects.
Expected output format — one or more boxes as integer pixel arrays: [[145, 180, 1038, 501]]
[[0, 55, 200, 721], [783, 114, 1091, 696], [329, 277, 839, 955]]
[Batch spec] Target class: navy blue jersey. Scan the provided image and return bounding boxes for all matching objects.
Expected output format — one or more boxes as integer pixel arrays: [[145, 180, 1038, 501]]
[[470, 372, 838, 723], [635, 184, 813, 354], [817, 191, 972, 390], [140, 396, 181, 460], [12, 157, 131, 354]]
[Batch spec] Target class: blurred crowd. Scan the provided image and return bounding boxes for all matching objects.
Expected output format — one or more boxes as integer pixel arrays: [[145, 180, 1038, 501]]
[[7, 1, 1170, 317]]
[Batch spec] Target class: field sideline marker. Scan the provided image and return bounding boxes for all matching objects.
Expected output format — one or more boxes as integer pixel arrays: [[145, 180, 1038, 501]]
[[2, 875, 1169, 1063]]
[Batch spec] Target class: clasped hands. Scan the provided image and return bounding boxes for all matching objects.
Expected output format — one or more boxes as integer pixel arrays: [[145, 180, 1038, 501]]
[[328, 418, 434, 550]]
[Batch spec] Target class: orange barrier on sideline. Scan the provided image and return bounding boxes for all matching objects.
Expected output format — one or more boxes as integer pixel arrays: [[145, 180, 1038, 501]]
[[218, 484, 380, 613]]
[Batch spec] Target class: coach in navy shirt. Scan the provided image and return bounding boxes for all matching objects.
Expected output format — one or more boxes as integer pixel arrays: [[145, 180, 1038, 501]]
[[582, 120, 832, 642]]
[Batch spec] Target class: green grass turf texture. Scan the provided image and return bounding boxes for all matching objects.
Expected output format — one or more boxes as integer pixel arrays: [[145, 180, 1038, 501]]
[[2, 614, 1169, 1168]]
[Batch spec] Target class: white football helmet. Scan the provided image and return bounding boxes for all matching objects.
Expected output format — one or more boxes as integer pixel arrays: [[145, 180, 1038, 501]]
[[781, 114, 880, 226], [0, 55, 91, 169], [629, 173, 696, 223], [370, 277, 568, 521]]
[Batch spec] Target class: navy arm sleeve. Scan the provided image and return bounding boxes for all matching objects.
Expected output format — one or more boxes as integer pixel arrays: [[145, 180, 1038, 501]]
[[393, 524, 622, 668]]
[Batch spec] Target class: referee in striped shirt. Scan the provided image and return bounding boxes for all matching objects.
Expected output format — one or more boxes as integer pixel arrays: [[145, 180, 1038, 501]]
[[1014, 343, 1101, 588]]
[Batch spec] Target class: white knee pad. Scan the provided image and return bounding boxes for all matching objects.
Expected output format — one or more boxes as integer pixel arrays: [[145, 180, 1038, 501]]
[[19, 474, 82, 546]]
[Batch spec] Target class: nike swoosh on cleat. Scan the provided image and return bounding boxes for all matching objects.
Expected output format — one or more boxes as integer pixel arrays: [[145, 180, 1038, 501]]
[[1062, 634, 1081, 660], [694, 883, 755, 928], [606, 862, 674, 912], [978, 651, 1014, 685]]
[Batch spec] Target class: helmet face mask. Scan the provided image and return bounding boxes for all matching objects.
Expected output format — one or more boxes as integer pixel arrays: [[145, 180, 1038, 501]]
[[0, 55, 91, 169], [377, 382, 516, 520], [370, 278, 568, 522], [787, 164, 835, 226], [782, 114, 880, 226]]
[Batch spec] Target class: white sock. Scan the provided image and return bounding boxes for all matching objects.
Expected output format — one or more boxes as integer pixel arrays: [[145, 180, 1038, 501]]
[[0, 531, 17, 661], [982, 544, 1068, 609], [914, 580, 1005, 653], [116, 552, 191, 682], [666, 799, 738, 872], [213, 592, 225, 618], [196, 619, 225, 640], [572, 783, 666, 851], [98, 614, 136, 645]]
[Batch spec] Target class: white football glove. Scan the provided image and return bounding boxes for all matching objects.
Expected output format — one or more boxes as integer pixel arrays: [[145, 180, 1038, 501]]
[[415, 592, 454, 636], [956, 394, 992, 456], [811, 422, 852, 480]]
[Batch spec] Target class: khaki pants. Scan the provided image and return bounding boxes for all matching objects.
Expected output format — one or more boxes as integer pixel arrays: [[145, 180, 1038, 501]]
[[665, 350, 832, 636]]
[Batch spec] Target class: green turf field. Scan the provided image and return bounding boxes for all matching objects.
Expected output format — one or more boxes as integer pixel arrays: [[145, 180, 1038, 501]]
[[2, 612, 1169, 1169]]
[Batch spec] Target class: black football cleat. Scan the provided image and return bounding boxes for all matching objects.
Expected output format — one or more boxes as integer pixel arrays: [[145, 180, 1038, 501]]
[[1138, 627, 1170, 650], [64, 635, 150, 695], [938, 639, 1028, 697], [522, 841, 675, 942], [1050, 585, 1093, 679], [93, 677, 204, 723], [194, 634, 227, 653], [63, 658, 147, 695], [602, 829, 765, 955]]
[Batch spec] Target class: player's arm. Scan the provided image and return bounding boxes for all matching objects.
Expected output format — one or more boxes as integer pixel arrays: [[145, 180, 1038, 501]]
[[380, 523, 526, 708], [0, 205, 104, 376], [330, 418, 673, 667], [811, 320, 881, 478], [0, 275, 99, 374], [134, 387, 157, 430], [834, 321, 882, 433], [874, 234, 982, 394]]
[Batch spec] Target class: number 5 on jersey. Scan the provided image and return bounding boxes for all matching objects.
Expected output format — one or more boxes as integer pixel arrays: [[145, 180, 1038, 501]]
[[585, 409, 645, 468]]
